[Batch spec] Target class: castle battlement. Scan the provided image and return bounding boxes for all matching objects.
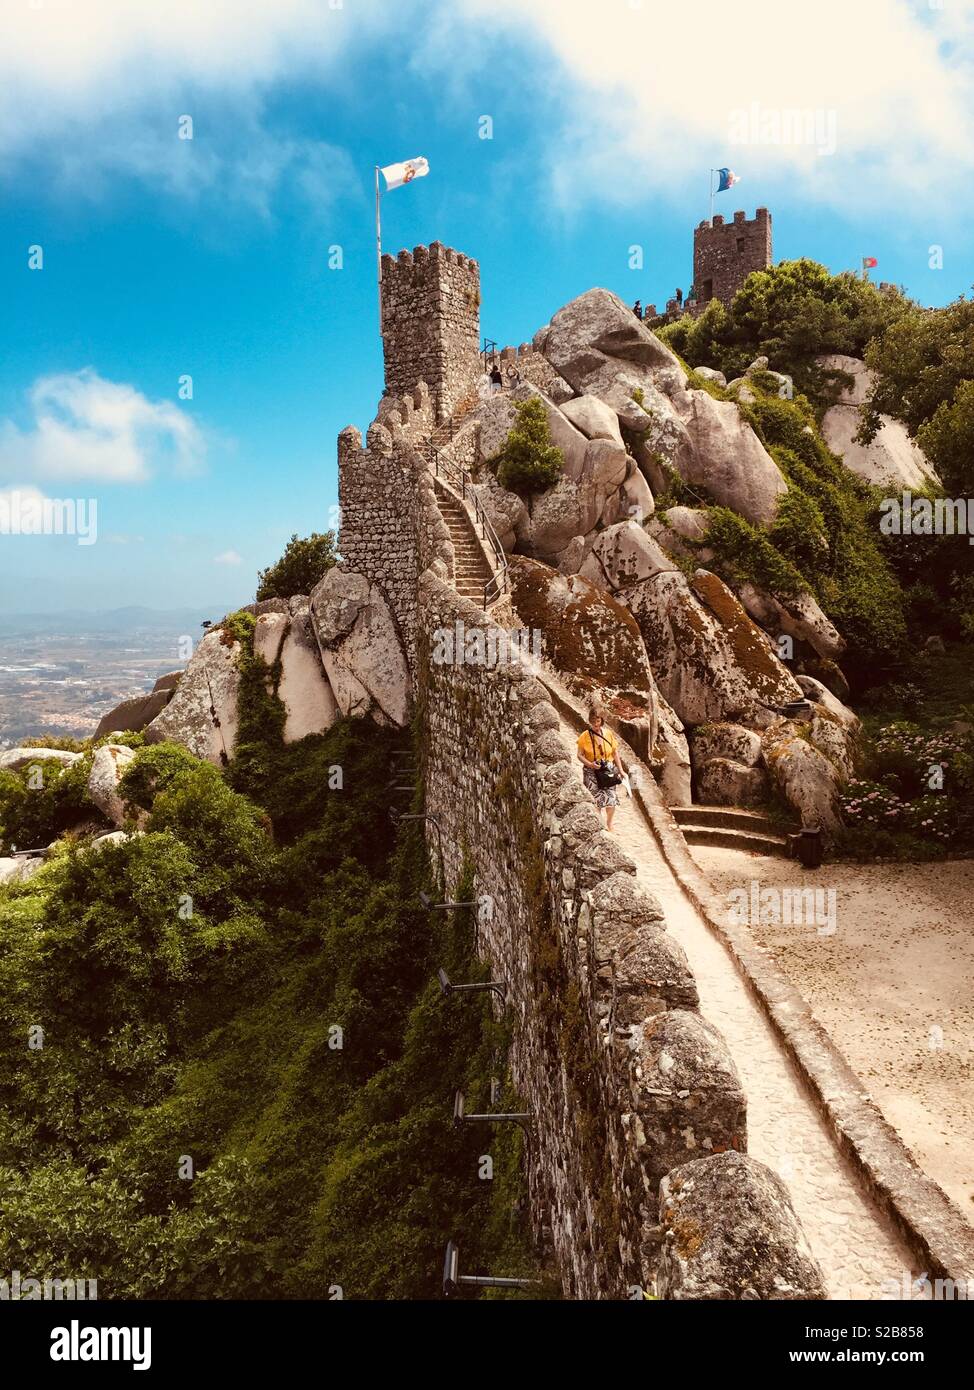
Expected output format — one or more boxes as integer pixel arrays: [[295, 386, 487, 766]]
[[380, 242, 481, 424], [691, 207, 772, 313]]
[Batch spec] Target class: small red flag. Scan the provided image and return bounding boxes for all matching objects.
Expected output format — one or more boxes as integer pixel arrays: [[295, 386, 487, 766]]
[[863, 256, 878, 269]]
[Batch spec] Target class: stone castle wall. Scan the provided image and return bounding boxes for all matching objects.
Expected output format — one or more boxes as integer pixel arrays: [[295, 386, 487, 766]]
[[692, 208, 772, 311], [336, 239, 823, 1299], [381, 242, 482, 424], [336, 385, 436, 675], [417, 571, 748, 1298]]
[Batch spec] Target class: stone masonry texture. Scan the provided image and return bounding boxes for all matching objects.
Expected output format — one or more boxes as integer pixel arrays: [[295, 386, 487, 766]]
[[381, 242, 482, 424], [692, 208, 772, 311]]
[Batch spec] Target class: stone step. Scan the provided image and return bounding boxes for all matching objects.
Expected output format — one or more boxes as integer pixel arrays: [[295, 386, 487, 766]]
[[672, 805, 786, 836], [680, 824, 791, 856]]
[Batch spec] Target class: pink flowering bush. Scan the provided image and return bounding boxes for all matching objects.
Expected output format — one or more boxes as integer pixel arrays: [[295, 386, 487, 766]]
[[836, 722, 974, 859], [872, 721, 968, 796], [840, 778, 906, 829]]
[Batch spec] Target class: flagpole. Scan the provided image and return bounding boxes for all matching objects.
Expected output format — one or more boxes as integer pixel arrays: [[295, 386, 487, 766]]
[[375, 165, 383, 335], [709, 169, 715, 227]]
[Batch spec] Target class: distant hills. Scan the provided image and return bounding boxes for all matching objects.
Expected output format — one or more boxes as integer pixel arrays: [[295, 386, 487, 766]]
[[0, 606, 233, 637]]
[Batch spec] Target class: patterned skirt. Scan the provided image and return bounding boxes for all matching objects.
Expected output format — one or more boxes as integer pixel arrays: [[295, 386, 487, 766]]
[[583, 767, 619, 809]]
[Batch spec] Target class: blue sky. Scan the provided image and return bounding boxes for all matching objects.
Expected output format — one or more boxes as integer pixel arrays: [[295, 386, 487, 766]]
[[1, 0, 972, 611]]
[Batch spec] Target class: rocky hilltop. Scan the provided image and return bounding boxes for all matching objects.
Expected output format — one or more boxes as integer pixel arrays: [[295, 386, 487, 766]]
[[59, 280, 927, 844]]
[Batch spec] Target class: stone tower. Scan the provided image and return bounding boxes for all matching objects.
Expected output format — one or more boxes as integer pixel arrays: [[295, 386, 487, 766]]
[[380, 241, 481, 424], [691, 208, 772, 312]]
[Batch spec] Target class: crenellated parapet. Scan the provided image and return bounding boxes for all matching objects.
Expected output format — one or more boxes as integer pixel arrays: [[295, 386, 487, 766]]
[[380, 241, 481, 424], [691, 207, 772, 312]]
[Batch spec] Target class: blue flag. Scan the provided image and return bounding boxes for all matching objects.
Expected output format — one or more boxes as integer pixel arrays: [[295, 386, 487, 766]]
[[716, 168, 741, 192]]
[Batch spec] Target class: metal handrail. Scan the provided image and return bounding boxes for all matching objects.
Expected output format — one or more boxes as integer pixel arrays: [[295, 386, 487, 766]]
[[427, 438, 509, 608]]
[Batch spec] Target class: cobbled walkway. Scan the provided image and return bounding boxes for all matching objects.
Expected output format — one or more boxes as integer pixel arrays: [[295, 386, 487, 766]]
[[563, 717, 926, 1301]]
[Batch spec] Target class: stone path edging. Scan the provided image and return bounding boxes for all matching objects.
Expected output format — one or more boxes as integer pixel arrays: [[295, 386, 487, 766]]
[[540, 671, 974, 1291]]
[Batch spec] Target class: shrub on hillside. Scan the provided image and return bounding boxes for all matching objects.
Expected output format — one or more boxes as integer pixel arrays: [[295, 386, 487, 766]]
[[119, 742, 200, 812], [0, 734, 541, 1297], [661, 259, 911, 396], [915, 379, 974, 496], [494, 397, 564, 494], [256, 532, 337, 601], [0, 755, 94, 853]]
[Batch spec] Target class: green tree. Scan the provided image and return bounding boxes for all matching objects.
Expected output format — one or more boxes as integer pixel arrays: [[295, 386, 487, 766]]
[[494, 397, 564, 493], [662, 259, 912, 396], [861, 297, 974, 494], [916, 380, 974, 495], [256, 532, 337, 601]]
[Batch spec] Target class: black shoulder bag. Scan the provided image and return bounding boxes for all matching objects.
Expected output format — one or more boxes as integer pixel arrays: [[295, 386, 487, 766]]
[[588, 728, 623, 790]]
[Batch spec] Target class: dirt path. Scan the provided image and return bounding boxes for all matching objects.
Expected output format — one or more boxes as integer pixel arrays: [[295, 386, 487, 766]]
[[560, 716, 925, 1299], [694, 847, 974, 1223]]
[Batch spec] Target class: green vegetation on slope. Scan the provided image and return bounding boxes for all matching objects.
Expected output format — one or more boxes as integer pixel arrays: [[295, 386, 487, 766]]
[[862, 295, 974, 495], [0, 710, 540, 1298], [663, 375, 908, 685], [660, 258, 912, 398]]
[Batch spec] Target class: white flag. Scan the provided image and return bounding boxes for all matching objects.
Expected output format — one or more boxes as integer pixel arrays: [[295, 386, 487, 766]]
[[380, 156, 430, 191]]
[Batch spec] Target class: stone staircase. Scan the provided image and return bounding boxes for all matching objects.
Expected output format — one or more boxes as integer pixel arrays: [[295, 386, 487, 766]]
[[435, 482, 497, 605], [671, 805, 791, 857], [429, 389, 481, 451]]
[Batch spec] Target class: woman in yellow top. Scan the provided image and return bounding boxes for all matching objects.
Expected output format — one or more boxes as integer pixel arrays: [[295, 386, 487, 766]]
[[577, 703, 626, 832]]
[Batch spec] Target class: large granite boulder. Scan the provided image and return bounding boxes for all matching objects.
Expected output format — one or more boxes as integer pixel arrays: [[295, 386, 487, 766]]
[[309, 568, 411, 727], [739, 583, 845, 662], [473, 392, 518, 462], [536, 290, 694, 480], [624, 568, 802, 727], [796, 675, 860, 734], [673, 390, 788, 525], [578, 520, 672, 593], [471, 472, 529, 553], [0, 748, 82, 773], [696, 757, 769, 808], [253, 610, 288, 666], [508, 556, 654, 697], [538, 287, 687, 397], [761, 720, 843, 831], [690, 722, 763, 770], [87, 744, 136, 826], [476, 382, 591, 480], [663, 506, 710, 546], [619, 458, 655, 522], [520, 475, 604, 560], [145, 628, 241, 764], [816, 354, 940, 489], [658, 1151, 827, 1300], [560, 392, 624, 446], [0, 856, 45, 885], [654, 691, 693, 807], [647, 512, 714, 566], [278, 599, 338, 742], [94, 670, 182, 739], [691, 725, 768, 808]]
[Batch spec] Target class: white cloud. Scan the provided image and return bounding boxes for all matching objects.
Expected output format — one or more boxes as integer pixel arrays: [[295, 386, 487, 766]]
[[214, 549, 243, 566], [0, 0, 348, 94], [453, 0, 974, 219], [0, 0, 374, 213], [3, 0, 970, 227], [0, 369, 203, 483]]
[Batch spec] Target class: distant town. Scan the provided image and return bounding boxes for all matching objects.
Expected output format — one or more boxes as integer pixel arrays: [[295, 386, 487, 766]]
[[0, 608, 213, 745]]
